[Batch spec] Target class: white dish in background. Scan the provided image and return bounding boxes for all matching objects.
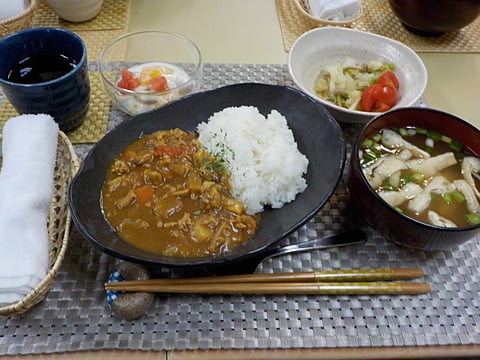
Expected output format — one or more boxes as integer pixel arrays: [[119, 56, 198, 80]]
[[293, 0, 362, 27], [47, 0, 103, 22], [0, 0, 29, 21], [288, 27, 428, 124]]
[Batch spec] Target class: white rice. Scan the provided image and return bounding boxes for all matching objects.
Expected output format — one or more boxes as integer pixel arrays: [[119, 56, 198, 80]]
[[197, 106, 309, 214]]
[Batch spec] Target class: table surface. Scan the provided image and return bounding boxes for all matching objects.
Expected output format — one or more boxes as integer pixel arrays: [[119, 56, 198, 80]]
[[6, 0, 480, 359], [127, 0, 480, 129]]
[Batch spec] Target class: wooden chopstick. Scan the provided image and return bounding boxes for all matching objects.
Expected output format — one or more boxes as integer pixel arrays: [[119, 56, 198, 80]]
[[106, 281, 430, 295], [105, 268, 430, 295], [106, 267, 424, 287]]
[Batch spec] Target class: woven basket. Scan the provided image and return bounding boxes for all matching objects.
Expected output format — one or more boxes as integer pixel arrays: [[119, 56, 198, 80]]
[[0, 0, 37, 38], [293, 0, 362, 27], [0, 131, 79, 317]]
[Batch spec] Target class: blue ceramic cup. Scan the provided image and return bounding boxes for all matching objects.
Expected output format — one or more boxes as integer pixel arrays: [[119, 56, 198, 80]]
[[0, 27, 90, 132]]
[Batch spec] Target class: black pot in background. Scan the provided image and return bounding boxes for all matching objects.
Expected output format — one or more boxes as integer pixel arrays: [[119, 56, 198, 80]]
[[388, 0, 480, 36]]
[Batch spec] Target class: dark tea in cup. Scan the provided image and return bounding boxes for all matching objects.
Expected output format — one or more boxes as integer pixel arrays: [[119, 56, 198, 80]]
[[7, 53, 78, 84], [0, 27, 90, 132]]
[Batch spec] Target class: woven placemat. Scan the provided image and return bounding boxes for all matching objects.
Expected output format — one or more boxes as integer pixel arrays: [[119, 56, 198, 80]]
[[78, 29, 128, 60], [1, 64, 479, 355], [31, 0, 131, 60], [0, 71, 111, 144], [276, 0, 480, 53]]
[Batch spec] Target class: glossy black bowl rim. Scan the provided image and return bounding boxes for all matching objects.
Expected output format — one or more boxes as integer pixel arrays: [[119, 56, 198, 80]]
[[353, 106, 480, 234], [68, 82, 347, 268]]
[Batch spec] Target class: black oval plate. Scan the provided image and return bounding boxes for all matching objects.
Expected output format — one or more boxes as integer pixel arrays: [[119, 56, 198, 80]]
[[68, 83, 346, 269]]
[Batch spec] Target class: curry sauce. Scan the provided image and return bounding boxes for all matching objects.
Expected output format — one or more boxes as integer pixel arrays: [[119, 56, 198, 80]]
[[101, 128, 259, 258]]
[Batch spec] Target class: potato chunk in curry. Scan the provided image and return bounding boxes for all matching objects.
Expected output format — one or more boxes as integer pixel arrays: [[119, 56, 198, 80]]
[[101, 128, 259, 257]]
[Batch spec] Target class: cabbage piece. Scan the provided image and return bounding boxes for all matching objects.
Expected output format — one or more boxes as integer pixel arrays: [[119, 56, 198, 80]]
[[381, 129, 431, 159], [407, 176, 454, 215], [368, 58, 386, 71], [461, 156, 480, 199], [406, 152, 457, 178], [428, 210, 457, 228]]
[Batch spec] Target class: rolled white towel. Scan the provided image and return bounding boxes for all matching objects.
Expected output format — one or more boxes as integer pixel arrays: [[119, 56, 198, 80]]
[[0, 114, 58, 306], [0, 0, 29, 21], [308, 0, 360, 21]]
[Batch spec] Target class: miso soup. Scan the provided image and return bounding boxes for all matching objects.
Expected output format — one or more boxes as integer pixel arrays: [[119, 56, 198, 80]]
[[360, 127, 480, 228]]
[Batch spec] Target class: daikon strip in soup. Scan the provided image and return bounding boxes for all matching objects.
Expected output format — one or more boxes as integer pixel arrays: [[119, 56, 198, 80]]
[[359, 127, 480, 228]]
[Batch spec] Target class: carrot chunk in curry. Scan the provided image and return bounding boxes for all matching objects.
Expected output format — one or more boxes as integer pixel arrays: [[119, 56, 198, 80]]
[[101, 128, 259, 258]]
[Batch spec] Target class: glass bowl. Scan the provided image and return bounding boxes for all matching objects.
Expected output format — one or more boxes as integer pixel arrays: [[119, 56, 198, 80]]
[[98, 31, 203, 116]]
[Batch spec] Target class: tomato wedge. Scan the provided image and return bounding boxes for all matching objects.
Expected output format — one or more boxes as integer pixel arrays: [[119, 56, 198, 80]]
[[377, 70, 400, 89], [375, 83, 398, 107], [360, 84, 378, 112], [360, 82, 398, 112], [360, 70, 400, 112]]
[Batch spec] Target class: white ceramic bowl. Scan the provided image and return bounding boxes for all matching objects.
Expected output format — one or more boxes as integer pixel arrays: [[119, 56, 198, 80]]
[[288, 27, 428, 124]]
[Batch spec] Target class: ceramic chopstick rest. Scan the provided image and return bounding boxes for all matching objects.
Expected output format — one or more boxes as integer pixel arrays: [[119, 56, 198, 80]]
[[106, 261, 155, 320]]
